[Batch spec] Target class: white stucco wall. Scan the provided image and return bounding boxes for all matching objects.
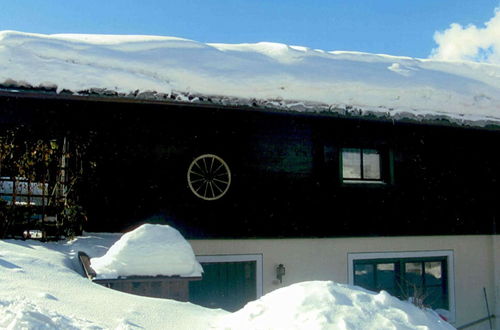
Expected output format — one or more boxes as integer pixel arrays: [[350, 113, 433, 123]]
[[189, 235, 499, 329]]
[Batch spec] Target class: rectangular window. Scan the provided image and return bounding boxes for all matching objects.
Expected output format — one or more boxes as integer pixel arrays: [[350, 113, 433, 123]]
[[0, 177, 48, 206], [341, 148, 382, 182], [349, 251, 454, 319]]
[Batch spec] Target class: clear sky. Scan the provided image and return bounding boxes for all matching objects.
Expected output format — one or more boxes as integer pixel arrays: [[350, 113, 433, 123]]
[[0, 0, 499, 59]]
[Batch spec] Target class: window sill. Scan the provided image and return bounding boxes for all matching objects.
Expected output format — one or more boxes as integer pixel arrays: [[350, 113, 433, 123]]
[[341, 180, 388, 187]]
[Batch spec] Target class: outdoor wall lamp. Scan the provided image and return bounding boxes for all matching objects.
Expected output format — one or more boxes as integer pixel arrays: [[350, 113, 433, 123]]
[[276, 264, 286, 283], [50, 139, 58, 150]]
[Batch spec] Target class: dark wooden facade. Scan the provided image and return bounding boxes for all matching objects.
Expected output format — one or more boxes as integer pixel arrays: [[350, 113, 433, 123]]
[[0, 91, 498, 238]]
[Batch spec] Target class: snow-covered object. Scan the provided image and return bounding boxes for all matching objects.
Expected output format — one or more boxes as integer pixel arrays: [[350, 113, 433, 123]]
[[90, 224, 203, 279], [218, 281, 455, 330], [0, 30, 500, 126]]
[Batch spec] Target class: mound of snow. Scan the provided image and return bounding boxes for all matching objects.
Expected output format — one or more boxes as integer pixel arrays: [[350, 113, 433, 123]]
[[218, 281, 454, 330], [90, 224, 202, 279]]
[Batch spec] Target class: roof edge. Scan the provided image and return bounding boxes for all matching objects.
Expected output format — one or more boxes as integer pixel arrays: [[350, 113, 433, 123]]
[[1, 85, 500, 131]]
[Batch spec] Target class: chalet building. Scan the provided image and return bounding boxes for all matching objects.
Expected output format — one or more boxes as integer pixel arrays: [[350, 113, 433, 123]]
[[0, 88, 499, 327], [1, 31, 500, 328]]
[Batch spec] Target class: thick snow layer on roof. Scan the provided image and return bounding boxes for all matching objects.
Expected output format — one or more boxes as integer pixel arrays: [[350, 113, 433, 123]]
[[90, 224, 203, 278], [0, 235, 455, 329], [219, 281, 454, 330], [1, 30, 499, 126]]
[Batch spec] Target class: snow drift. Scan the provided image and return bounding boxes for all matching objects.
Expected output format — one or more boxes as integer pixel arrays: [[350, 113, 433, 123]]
[[0, 30, 499, 126], [0, 231, 456, 329], [0, 235, 222, 329], [219, 281, 454, 330]]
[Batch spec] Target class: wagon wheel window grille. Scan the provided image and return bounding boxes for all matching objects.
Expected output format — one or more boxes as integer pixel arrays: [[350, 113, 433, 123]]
[[187, 154, 231, 201]]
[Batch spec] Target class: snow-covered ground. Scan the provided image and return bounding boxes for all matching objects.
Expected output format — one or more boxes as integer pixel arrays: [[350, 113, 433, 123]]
[[0, 31, 499, 126], [0, 232, 223, 330], [0, 225, 455, 329]]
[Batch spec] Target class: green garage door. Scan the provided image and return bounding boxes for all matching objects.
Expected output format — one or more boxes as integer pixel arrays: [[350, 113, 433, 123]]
[[189, 261, 257, 312]]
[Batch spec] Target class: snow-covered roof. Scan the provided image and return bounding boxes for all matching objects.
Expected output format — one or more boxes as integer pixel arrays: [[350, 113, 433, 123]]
[[1, 30, 500, 127]]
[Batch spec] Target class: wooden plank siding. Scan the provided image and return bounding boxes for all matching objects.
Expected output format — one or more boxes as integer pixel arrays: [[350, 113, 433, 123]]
[[0, 92, 498, 238]]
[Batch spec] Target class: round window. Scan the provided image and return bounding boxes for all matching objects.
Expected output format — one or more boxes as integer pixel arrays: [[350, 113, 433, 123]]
[[187, 154, 231, 200]]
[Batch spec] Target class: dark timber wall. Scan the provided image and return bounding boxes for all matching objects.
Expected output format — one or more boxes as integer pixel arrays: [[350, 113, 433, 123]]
[[0, 92, 498, 238]]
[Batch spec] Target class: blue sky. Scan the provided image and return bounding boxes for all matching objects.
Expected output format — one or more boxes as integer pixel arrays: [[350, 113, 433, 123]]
[[0, 0, 499, 58]]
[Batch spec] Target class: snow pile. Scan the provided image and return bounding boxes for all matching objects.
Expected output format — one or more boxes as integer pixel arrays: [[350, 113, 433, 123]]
[[0, 236, 224, 329], [90, 224, 203, 279], [0, 30, 500, 125], [0, 234, 456, 329], [219, 281, 454, 330]]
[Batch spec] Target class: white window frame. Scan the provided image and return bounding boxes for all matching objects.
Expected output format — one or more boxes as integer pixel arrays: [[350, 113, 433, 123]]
[[347, 250, 455, 323], [196, 254, 263, 298]]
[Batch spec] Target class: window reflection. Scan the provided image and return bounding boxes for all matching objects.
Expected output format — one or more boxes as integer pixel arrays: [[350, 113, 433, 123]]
[[353, 257, 448, 310], [342, 149, 361, 179], [342, 148, 382, 182], [363, 150, 381, 180], [0, 177, 48, 206]]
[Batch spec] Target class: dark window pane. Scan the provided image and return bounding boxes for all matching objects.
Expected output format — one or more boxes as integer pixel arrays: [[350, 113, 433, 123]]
[[376, 263, 395, 289], [30, 197, 45, 206], [324, 145, 336, 163], [376, 263, 397, 296], [0, 179, 13, 194], [354, 263, 375, 290], [425, 286, 446, 310], [0, 195, 12, 203], [15, 196, 30, 205], [405, 262, 424, 287]]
